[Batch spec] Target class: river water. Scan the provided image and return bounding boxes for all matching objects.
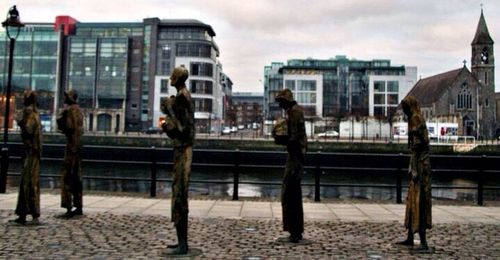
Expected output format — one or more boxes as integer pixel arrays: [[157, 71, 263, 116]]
[[7, 158, 500, 203]]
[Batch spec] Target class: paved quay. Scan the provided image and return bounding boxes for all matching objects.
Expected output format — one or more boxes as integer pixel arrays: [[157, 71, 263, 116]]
[[1, 192, 499, 259]]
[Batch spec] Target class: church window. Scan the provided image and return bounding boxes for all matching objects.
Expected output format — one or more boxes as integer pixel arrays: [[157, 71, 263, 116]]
[[457, 83, 472, 110], [480, 47, 489, 64], [485, 98, 489, 107]]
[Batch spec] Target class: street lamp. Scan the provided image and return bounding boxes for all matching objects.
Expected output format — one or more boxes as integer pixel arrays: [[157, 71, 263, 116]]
[[0, 5, 25, 193]]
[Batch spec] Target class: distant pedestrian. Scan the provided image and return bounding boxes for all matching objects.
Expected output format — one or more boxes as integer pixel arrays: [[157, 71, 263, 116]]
[[161, 66, 194, 255], [272, 88, 307, 243], [57, 89, 84, 218], [396, 95, 432, 252], [11, 90, 42, 225]]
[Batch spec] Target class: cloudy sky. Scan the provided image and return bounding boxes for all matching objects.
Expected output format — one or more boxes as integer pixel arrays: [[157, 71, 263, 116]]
[[1, 0, 499, 93]]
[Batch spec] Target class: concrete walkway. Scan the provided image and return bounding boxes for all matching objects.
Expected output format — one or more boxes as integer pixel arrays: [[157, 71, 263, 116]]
[[1, 192, 500, 259], [1, 192, 499, 224]]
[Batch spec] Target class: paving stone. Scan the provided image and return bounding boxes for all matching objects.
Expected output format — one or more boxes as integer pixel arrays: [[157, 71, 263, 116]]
[[0, 192, 499, 258]]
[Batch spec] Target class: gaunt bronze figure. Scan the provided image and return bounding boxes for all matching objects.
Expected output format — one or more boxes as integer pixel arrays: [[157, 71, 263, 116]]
[[57, 90, 84, 217], [161, 67, 194, 254], [396, 96, 432, 252], [273, 88, 307, 243], [12, 90, 42, 225]]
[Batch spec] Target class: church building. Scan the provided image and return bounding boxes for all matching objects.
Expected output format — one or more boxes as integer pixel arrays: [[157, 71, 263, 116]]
[[405, 9, 495, 138]]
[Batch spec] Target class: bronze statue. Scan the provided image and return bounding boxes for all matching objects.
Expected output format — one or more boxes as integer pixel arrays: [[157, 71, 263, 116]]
[[273, 88, 307, 243], [396, 95, 432, 252], [57, 89, 84, 218], [11, 90, 42, 225], [161, 66, 194, 254]]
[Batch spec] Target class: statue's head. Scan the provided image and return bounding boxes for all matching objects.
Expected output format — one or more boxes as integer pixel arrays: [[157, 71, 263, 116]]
[[64, 89, 78, 105], [23, 90, 37, 107], [400, 95, 421, 118], [170, 66, 189, 87], [275, 88, 294, 109]]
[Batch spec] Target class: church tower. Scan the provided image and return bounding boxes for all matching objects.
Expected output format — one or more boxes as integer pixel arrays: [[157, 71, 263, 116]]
[[471, 7, 496, 138]]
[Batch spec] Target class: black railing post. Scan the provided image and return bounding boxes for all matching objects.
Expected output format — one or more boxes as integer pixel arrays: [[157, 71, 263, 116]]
[[150, 146, 157, 197], [396, 153, 403, 204], [314, 150, 321, 202], [232, 149, 240, 201], [0, 147, 8, 193], [477, 155, 485, 206]]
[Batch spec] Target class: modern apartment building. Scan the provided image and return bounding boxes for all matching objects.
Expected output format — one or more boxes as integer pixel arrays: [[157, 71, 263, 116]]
[[0, 16, 228, 133], [231, 92, 263, 128], [263, 57, 417, 121]]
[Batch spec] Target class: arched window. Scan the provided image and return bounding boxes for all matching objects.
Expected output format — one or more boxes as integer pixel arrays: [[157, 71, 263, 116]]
[[457, 83, 472, 110]]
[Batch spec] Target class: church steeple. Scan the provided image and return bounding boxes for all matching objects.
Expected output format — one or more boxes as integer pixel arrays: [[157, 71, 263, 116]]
[[470, 6, 496, 139], [471, 7, 494, 82], [471, 9, 494, 45]]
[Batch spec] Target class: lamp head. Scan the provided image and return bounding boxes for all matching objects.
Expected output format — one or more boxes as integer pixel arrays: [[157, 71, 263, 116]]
[[2, 6, 25, 40], [2, 6, 25, 28]]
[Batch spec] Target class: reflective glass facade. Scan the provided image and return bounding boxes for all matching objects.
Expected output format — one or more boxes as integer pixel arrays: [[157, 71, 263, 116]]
[[68, 37, 97, 108], [0, 25, 58, 131], [1, 17, 227, 133], [68, 23, 143, 132], [265, 57, 407, 119], [97, 38, 127, 106]]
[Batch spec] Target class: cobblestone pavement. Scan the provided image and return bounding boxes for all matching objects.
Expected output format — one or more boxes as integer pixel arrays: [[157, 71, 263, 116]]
[[0, 212, 499, 259]]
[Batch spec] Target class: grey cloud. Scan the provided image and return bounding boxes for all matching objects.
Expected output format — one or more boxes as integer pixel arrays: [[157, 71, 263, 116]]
[[2, 0, 499, 92]]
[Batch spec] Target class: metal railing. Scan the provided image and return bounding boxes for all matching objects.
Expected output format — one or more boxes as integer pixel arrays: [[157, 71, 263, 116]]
[[5, 143, 500, 205]]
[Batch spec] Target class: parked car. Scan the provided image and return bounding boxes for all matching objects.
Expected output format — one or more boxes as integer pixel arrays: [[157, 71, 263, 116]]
[[231, 126, 238, 133], [237, 124, 245, 130], [317, 130, 339, 138], [221, 127, 231, 135]]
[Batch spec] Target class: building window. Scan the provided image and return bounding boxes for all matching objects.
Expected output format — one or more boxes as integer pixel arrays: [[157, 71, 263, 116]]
[[388, 94, 398, 105], [374, 94, 385, 105], [160, 79, 169, 93], [485, 98, 489, 107], [387, 81, 399, 92], [295, 93, 316, 104], [190, 62, 213, 77], [193, 98, 213, 112], [285, 80, 295, 90], [190, 80, 213, 94], [374, 81, 385, 92], [457, 83, 472, 109], [159, 61, 170, 75], [176, 43, 211, 58], [161, 44, 171, 59], [297, 80, 316, 91]]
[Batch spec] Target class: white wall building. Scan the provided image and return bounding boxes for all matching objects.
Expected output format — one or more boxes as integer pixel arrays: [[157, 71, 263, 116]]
[[369, 66, 417, 117], [283, 73, 324, 117]]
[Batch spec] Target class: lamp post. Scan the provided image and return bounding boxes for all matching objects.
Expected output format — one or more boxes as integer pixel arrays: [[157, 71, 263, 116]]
[[0, 5, 24, 193]]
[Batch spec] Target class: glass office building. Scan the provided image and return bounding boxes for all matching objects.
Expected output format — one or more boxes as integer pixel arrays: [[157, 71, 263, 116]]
[[263, 56, 417, 120], [0, 24, 59, 131], [0, 16, 228, 133], [67, 23, 143, 132]]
